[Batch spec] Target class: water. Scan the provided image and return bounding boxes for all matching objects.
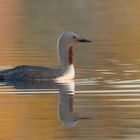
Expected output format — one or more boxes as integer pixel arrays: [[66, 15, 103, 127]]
[[0, 0, 140, 139]]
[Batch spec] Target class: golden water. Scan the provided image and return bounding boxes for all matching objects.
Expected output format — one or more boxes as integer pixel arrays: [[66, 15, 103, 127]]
[[0, 0, 140, 139]]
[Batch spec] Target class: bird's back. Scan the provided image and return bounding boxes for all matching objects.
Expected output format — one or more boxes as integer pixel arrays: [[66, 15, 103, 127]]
[[0, 65, 61, 81]]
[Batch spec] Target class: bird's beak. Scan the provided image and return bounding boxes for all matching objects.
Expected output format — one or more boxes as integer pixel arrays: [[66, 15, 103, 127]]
[[78, 38, 92, 43]]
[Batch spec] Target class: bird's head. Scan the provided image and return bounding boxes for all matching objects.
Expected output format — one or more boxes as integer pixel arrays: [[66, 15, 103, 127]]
[[58, 32, 92, 48]]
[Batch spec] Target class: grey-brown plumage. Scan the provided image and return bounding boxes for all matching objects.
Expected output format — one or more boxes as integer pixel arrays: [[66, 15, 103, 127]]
[[0, 65, 62, 81]]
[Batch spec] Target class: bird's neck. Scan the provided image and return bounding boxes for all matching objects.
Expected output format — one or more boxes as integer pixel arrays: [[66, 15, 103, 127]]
[[57, 44, 75, 79], [57, 44, 74, 68]]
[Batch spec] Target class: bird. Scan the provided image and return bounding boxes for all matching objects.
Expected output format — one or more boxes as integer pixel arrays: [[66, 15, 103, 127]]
[[0, 32, 91, 81]]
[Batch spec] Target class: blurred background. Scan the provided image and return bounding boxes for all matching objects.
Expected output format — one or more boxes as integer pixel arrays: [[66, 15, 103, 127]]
[[1, 0, 140, 67]]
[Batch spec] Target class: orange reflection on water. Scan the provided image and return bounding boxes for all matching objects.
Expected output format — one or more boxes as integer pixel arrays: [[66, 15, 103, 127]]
[[0, 94, 61, 140], [0, 0, 24, 65]]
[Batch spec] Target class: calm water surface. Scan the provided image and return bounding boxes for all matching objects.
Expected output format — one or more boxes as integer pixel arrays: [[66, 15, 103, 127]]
[[1, 0, 140, 140]]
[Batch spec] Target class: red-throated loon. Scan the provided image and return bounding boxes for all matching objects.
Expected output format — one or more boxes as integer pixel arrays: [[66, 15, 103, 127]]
[[0, 32, 91, 81]]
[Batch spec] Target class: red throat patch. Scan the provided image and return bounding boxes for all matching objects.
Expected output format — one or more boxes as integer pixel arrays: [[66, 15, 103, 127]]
[[68, 47, 73, 65]]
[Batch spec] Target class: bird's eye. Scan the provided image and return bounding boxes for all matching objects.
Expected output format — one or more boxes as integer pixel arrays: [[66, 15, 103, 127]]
[[73, 36, 76, 39]]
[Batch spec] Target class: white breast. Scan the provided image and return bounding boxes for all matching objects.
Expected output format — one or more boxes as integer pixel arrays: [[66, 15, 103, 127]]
[[56, 65, 75, 81]]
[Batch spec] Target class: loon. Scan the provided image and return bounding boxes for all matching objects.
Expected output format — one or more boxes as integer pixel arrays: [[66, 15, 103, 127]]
[[0, 32, 91, 81]]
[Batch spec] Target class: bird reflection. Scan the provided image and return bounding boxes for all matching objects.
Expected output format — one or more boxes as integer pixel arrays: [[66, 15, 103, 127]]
[[58, 80, 78, 128], [4, 80, 90, 128]]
